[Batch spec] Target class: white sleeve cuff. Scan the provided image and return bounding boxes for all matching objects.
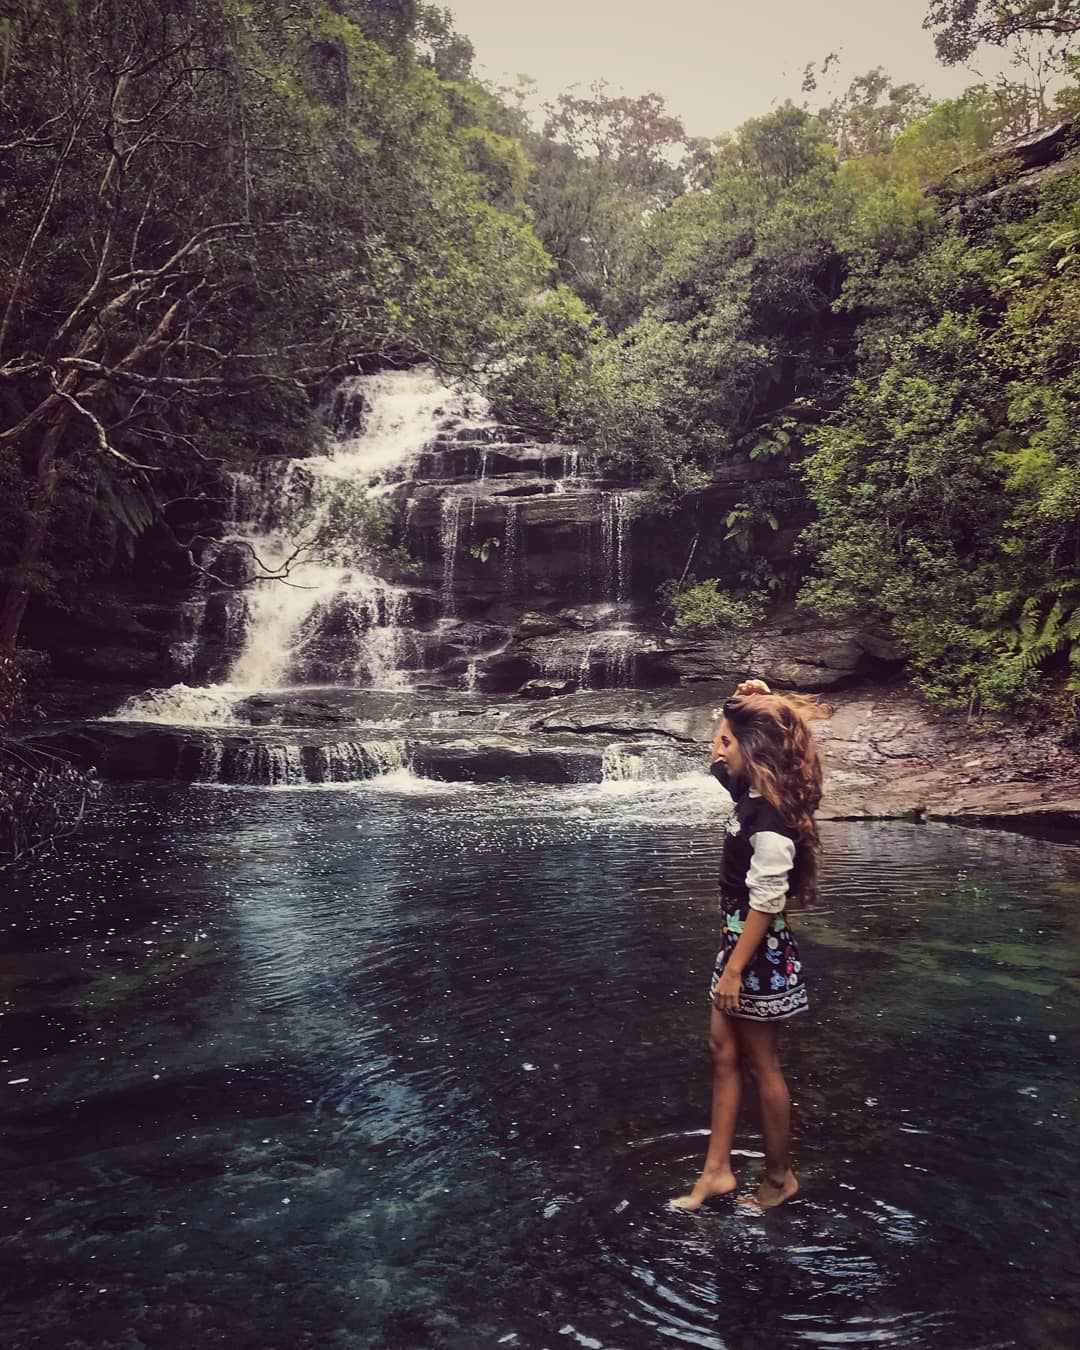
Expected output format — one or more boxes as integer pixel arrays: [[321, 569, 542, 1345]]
[[747, 830, 796, 913]]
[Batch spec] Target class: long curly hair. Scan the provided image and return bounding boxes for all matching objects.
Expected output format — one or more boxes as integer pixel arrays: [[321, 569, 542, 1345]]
[[722, 690, 830, 905]]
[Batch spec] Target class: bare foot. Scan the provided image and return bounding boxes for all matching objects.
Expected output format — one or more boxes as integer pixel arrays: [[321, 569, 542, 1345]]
[[738, 1168, 799, 1211], [670, 1169, 738, 1211]]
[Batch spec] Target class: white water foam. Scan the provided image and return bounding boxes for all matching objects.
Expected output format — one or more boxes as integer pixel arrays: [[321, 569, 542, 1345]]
[[106, 368, 488, 726], [221, 369, 496, 689], [366, 768, 482, 796], [102, 683, 247, 726], [314, 371, 494, 488]]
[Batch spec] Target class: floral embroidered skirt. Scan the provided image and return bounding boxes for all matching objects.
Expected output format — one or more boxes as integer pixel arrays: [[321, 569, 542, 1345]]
[[708, 891, 809, 1021]]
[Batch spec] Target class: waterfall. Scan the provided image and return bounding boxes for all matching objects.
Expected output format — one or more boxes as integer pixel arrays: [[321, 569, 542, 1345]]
[[103, 363, 664, 770], [221, 367, 462, 688], [588, 629, 638, 688], [314, 740, 407, 782], [315, 371, 467, 488], [440, 497, 465, 616], [352, 585, 414, 688], [601, 742, 646, 782], [145, 369, 494, 708], [189, 738, 409, 786], [169, 595, 209, 681], [502, 500, 520, 593], [599, 492, 632, 609], [199, 739, 225, 780]]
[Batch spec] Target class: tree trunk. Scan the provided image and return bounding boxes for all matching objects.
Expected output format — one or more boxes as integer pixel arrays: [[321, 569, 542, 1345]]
[[0, 413, 69, 651]]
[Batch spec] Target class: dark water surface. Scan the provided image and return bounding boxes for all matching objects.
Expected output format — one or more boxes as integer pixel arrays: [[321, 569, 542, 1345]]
[[2, 775, 1079, 1349]]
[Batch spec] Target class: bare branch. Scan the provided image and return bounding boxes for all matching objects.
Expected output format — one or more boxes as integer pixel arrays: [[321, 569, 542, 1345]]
[[107, 220, 258, 286], [0, 390, 67, 444], [47, 369, 160, 471], [0, 360, 43, 381], [0, 108, 68, 151], [160, 522, 321, 591], [0, 105, 86, 354]]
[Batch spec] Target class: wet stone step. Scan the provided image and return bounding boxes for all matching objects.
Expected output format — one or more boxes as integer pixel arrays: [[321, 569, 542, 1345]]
[[47, 722, 692, 787], [414, 446, 569, 478]]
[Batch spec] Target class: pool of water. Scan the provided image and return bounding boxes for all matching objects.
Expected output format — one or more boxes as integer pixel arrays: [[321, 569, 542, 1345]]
[[2, 775, 1079, 1348]]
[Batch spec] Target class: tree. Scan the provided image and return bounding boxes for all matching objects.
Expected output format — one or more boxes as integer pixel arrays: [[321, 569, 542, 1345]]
[[925, 1, 1080, 65], [811, 67, 933, 159], [495, 105, 855, 530], [925, 1, 1080, 126], [526, 82, 696, 321], [0, 0, 548, 650], [798, 168, 1080, 716]]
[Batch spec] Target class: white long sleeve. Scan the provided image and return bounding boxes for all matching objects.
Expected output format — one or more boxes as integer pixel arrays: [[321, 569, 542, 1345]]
[[746, 831, 796, 913]]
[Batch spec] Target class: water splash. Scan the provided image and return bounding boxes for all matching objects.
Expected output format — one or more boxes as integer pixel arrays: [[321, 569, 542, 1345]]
[[103, 684, 245, 726], [601, 742, 646, 783]]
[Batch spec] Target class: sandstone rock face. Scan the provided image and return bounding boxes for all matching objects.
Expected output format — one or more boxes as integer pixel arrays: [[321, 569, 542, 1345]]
[[39, 682, 1080, 827], [27, 359, 1080, 831], [46, 368, 876, 704]]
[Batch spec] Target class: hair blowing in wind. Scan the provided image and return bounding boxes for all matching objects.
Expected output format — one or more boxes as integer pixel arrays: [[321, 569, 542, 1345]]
[[721, 691, 830, 904]]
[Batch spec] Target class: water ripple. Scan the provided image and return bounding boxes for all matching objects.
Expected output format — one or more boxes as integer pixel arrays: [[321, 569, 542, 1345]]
[[1, 784, 1078, 1348]]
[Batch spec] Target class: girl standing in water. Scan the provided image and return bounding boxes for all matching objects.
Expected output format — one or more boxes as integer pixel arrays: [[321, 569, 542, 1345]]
[[673, 677, 827, 1212]]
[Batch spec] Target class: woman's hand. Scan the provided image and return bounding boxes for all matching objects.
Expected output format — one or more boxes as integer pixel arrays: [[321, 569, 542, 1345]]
[[712, 966, 743, 1014], [712, 679, 772, 719]]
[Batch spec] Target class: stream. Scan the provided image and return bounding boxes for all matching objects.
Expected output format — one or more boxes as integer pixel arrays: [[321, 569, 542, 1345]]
[[2, 775, 1079, 1348]]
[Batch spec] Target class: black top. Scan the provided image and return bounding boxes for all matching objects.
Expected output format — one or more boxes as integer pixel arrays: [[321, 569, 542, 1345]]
[[710, 760, 799, 915]]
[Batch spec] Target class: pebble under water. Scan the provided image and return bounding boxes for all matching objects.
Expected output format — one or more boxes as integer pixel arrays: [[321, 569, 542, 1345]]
[[2, 774, 1079, 1349]]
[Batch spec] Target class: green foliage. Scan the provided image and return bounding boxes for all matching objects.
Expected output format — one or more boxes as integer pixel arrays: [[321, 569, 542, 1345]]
[[924, 1, 1079, 127], [658, 579, 768, 634], [485, 285, 610, 440], [525, 81, 699, 321], [798, 167, 1080, 717], [484, 60, 1079, 726], [722, 499, 780, 554], [925, 1, 1080, 67], [0, 0, 551, 647], [302, 482, 416, 574], [812, 67, 933, 160]]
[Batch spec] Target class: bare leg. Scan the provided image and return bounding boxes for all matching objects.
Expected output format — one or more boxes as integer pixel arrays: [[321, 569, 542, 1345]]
[[734, 1019, 798, 1209], [671, 1008, 741, 1210]]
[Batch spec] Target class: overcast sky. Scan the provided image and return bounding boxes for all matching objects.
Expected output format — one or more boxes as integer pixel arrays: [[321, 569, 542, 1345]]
[[446, 0, 1014, 138]]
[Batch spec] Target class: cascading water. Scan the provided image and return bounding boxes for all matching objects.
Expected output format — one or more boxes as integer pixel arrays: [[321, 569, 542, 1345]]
[[190, 737, 410, 787], [600, 491, 632, 610], [440, 497, 466, 615], [502, 500, 520, 593], [103, 365, 666, 788], [222, 370, 473, 689], [120, 369, 494, 722]]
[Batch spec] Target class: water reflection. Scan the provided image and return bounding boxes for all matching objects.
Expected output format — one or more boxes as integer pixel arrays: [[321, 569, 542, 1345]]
[[1, 780, 1079, 1348]]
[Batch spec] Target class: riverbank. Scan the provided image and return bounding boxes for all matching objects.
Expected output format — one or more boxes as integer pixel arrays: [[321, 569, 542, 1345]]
[[515, 681, 1080, 829], [31, 676, 1080, 832]]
